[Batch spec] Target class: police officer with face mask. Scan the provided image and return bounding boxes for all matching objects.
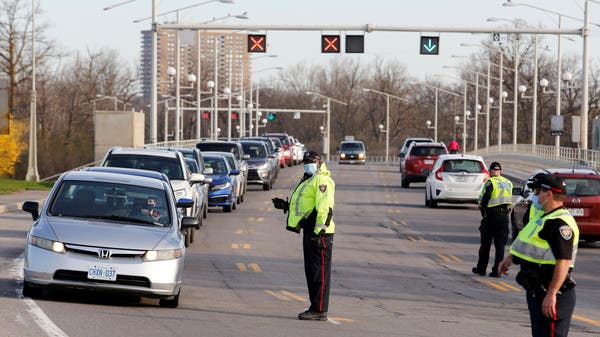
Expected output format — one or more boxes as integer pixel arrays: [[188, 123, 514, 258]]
[[272, 151, 335, 321], [499, 173, 578, 337]]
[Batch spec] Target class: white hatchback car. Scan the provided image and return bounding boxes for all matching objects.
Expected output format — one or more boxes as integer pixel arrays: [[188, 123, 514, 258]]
[[425, 154, 489, 208]]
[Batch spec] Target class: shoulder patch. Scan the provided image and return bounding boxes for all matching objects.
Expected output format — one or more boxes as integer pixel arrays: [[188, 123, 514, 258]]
[[559, 225, 573, 240], [319, 184, 327, 193]]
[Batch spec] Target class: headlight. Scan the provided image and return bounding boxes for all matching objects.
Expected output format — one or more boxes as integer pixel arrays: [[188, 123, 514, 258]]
[[143, 248, 183, 261], [358, 153, 365, 159], [340, 153, 346, 159], [29, 235, 66, 254], [211, 182, 231, 191]]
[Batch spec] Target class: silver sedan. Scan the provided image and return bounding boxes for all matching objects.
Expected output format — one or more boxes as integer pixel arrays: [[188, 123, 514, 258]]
[[21, 169, 198, 307]]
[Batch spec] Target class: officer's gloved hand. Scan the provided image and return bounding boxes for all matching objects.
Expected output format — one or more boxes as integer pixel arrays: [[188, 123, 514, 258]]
[[272, 197, 289, 213]]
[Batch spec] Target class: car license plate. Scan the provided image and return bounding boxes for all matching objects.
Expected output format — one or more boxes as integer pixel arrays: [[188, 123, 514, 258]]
[[455, 176, 467, 182], [424, 159, 434, 164], [88, 265, 117, 281], [568, 208, 584, 216]]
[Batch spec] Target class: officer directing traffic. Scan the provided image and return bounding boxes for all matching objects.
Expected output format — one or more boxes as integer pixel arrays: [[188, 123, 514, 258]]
[[473, 161, 513, 277], [498, 173, 578, 337], [272, 151, 336, 321]]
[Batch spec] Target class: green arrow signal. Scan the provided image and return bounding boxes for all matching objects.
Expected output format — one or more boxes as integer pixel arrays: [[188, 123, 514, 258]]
[[423, 39, 437, 53]]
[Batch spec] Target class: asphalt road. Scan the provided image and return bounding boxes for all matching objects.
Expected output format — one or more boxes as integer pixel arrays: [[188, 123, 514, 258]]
[[1, 163, 599, 337]]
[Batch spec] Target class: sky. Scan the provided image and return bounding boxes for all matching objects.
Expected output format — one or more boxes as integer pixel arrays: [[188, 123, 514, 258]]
[[40, 0, 600, 84]]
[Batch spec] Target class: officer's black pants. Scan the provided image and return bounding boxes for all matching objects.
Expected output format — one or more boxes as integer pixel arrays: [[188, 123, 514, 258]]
[[302, 232, 333, 313], [476, 207, 509, 274], [527, 287, 576, 337]]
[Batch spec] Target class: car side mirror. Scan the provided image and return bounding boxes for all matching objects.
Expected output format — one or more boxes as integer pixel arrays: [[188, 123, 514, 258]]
[[512, 187, 523, 196], [22, 201, 40, 221], [268, 154, 276, 158], [230, 169, 241, 176], [203, 177, 213, 184], [189, 173, 204, 185], [176, 198, 194, 209], [203, 167, 213, 175], [181, 216, 199, 229], [243, 154, 250, 160]]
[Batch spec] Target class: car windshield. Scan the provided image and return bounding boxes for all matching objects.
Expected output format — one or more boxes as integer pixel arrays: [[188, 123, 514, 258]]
[[103, 154, 184, 181], [265, 134, 289, 146], [49, 180, 171, 226], [410, 146, 446, 156], [563, 178, 600, 196], [204, 157, 228, 175], [340, 142, 364, 151], [197, 143, 240, 159], [443, 160, 484, 173], [242, 143, 267, 158]]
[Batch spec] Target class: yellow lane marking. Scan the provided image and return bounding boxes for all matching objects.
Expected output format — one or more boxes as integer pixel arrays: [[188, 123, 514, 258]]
[[419, 237, 427, 242], [329, 317, 353, 322], [280, 290, 306, 302], [256, 217, 264, 222], [498, 281, 521, 292], [263, 201, 270, 205], [243, 243, 251, 249], [387, 209, 393, 214], [236, 263, 247, 272], [235, 229, 243, 234], [449, 255, 462, 262], [264, 290, 290, 301], [395, 209, 401, 214], [231, 243, 240, 249], [482, 280, 509, 292], [407, 236, 416, 242], [390, 220, 398, 226], [436, 253, 450, 262], [266, 208, 273, 212], [399, 220, 407, 226], [573, 314, 600, 328], [249, 263, 262, 272], [258, 208, 265, 212], [385, 194, 391, 198], [247, 217, 256, 222]]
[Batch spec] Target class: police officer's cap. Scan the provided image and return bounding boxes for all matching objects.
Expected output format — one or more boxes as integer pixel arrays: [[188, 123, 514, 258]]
[[489, 162, 502, 170], [527, 173, 566, 194], [302, 151, 321, 163]]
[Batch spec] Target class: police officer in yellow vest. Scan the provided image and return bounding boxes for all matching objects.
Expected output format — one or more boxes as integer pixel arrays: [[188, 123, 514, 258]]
[[513, 173, 547, 241], [473, 161, 513, 277], [272, 151, 335, 321], [499, 173, 578, 337]]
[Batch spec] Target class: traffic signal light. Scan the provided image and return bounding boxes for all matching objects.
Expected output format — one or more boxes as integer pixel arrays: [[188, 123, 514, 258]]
[[267, 112, 276, 121], [420, 36, 439, 55], [202, 112, 210, 119], [345, 35, 364, 53], [231, 112, 238, 120], [321, 35, 340, 53], [248, 34, 266, 53]]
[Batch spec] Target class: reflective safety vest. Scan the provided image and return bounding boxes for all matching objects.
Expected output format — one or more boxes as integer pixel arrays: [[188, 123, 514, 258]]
[[510, 208, 579, 267], [286, 163, 335, 235], [479, 176, 513, 207], [528, 203, 545, 222]]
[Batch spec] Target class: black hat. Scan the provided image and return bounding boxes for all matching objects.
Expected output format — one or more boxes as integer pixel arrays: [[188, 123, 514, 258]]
[[490, 162, 502, 170], [527, 173, 566, 194], [302, 151, 321, 163]]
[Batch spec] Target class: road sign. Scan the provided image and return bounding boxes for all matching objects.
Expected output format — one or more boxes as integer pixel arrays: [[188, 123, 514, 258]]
[[492, 33, 500, 42], [248, 34, 266, 53], [293, 112, 301, 119], [321, 35, 341, 53], [345, 35, 364, 53], [420, 36, 439, 55]]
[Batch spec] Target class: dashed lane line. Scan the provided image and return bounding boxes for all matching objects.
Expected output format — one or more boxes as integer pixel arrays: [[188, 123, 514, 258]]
[[280, 290, 306, 302], [573, 314, 600, 328], [449, 255, 462, 262], [498, 281, 521, 292], [249, 263, 262, 272], [481, 280, 509, 292]]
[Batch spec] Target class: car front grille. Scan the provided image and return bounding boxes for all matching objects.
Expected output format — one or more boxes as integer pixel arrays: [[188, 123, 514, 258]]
[[247, 170, 260, 180], [53, 270, 151, 288], [209, 196, 228, 203]]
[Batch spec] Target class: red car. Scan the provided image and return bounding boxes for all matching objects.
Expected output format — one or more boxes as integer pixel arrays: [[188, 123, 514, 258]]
[[268, 137, 287, 168], [401, 142, 448, 188], [512, 168, 600, 243], [263, 133, 293, 167]]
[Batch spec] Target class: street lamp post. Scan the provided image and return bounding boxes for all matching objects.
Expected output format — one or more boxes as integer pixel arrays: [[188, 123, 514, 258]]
[[305, 91, 347, 162], [362, 88, 408, 163], [248, 66, 283, 136], [26, 0, 39, 181]]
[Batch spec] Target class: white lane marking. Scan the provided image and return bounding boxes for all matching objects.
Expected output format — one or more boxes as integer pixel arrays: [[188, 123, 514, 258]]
[[12, 254, 69, 337]]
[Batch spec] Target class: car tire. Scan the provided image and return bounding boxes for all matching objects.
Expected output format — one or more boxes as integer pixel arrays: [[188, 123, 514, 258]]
[[425, 190, 430, 207], [401, 177, 410, 188], [232, 200, 237, 210], [189, 227, 195, 243], [263, 182, 271, 191], [22, 281, 42, 298], [430, 197, 438, 208], [159, 290, 180, 308], [184, 228, 192, 247], [203, 204, 208, 219], [223, 205, 232, 213]]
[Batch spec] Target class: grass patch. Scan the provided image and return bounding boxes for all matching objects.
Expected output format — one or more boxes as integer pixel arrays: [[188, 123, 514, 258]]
[[0, 178, 54, 194]]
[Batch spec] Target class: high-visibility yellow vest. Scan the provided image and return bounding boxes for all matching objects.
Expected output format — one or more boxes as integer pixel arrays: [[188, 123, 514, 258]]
[[479, 175, 513, 207], [286, 163, 335, 235], [528, 203, 545, 222], [510, 208, 579, 267]]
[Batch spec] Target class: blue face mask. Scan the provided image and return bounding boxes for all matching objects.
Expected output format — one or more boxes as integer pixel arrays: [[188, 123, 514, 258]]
[[531, 195, 542, 209], [303, 163, 318, 175]]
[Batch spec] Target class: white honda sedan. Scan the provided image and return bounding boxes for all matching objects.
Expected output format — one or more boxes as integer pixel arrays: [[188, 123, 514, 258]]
[[425, 154, 489, 208]]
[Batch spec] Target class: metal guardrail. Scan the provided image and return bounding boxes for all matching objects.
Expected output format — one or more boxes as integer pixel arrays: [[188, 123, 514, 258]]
[[474, 144, 600, 169]]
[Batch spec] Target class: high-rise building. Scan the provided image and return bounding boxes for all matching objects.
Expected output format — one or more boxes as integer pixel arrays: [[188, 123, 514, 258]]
[[140, 29, 250, 100]]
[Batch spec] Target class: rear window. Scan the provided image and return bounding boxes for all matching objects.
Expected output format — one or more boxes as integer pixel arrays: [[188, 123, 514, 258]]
[[562, 178, 600, 196], [265, 134, 289, 146], [197, 143, 240, 160], [204, 157, 228, 175], [443, 160, 484, 173], [409, 146, 446, 156], [103, 154, 184, 181], [340, 142, 365, 151]]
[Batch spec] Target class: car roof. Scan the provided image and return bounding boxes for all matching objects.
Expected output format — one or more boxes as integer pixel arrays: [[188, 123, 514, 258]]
[[109, 147, 179, 159], [533, 168, 600, 176], [436, 154, 484, 161], [63, 170, 167, 189], [209, 151, 235, 158], [83, 167, 170, 182], [340, 140, 364, 144], [409, 142, 446, 148]]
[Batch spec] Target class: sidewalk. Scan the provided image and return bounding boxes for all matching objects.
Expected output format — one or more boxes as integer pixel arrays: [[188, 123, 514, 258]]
[[0, 190, 48, 215]]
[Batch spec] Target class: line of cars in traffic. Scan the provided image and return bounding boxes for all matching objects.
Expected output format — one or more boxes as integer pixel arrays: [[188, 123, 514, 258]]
[[20, 133, 305, 307], [398, 136, 600, 244]]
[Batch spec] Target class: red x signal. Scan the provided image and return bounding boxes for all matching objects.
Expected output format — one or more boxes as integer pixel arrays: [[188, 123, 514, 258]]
[[248, 34, 267, 53], [321, 35, 340, 53]]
